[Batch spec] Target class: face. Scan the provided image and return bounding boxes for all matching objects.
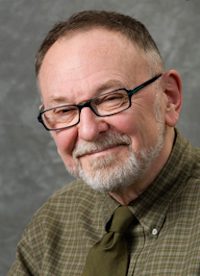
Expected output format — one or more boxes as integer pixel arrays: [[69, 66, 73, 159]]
[[38, 28, 167, 192]]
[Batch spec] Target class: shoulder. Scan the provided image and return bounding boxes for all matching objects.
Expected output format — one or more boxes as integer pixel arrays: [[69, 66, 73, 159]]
[[9, 181, 104, 274], [177, 130, 200, 180], [31, 179, 102, 226], [171, 133, 200, 210], [47, 179, 95, 205], [191, 145, 200, 179], [178, 142, 200, 211], [18, 180, 104, 252], [184, 141, 200, 191]]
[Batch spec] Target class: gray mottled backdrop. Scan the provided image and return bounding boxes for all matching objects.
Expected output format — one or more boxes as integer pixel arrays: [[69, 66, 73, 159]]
[[0, 0, 199, 274]]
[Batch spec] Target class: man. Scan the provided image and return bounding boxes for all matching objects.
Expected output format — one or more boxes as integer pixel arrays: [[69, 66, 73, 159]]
[[9, 10, 200, 275]]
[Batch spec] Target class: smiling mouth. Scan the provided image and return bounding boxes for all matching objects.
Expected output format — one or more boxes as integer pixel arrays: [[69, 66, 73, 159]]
[[76, 143, 129, 159]]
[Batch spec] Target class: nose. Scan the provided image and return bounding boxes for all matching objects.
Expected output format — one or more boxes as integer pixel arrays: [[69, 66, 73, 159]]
[[78, 107, 109, 141]]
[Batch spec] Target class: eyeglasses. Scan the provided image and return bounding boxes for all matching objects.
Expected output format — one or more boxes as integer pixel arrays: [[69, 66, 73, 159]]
[[38, 74, 162, 131]]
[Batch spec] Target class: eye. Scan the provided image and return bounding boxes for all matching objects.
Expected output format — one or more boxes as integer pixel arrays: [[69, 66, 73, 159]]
[[41, 105, 79, 129], [92, 90, 129, 114], [95, 91, 127, 105], [54, 106, 77, 114]]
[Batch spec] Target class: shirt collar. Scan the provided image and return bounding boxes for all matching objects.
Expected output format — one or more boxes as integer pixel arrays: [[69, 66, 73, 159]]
[[128, 130, 195, 236], [99, 130, 195, 235]]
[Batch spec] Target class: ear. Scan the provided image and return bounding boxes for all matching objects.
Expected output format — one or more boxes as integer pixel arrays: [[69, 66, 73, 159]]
[[162, 70, 182, 127]]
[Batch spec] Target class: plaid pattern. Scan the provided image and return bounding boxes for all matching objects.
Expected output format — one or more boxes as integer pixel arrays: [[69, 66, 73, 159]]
[[8, 131, 200, 276]]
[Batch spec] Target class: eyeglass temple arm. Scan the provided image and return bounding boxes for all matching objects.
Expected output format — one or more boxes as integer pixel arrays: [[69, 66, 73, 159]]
[[129, 73, 162, 96]]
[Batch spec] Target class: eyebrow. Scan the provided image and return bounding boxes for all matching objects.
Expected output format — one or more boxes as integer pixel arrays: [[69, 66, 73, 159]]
[[46, 79, 126, 107]]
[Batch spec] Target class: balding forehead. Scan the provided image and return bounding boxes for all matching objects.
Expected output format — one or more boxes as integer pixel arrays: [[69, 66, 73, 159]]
[[40, 28, 147, 73]]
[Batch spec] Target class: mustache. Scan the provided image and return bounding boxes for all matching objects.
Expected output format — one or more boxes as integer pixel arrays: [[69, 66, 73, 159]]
[[73, 131, 131, 158]]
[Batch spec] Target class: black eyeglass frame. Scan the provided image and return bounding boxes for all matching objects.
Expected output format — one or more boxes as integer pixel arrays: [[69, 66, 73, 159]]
[[38, 73, 162, 131]]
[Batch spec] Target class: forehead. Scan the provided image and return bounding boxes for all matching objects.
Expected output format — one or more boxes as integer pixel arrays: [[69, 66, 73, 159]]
[[38, 28, 149, 105]]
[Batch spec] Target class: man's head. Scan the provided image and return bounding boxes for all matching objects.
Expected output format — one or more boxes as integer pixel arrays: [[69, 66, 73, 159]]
[[36, 10, 182, 196]]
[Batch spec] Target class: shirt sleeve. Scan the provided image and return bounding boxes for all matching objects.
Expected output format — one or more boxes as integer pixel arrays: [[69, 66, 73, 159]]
[[7, 211, 45, 276]]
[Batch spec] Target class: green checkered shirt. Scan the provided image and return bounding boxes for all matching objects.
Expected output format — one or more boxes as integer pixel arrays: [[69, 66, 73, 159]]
[[8, 131, 200, 275]]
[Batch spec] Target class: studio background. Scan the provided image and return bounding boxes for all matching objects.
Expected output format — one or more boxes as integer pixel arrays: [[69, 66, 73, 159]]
[[0, 0, 199, 274]]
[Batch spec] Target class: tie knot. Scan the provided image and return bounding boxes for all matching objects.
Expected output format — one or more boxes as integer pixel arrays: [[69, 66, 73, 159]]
[[108, 206, 133, 233]]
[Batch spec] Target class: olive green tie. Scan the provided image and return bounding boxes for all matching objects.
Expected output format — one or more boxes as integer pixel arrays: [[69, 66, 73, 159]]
[[82, 206, 134, 276]]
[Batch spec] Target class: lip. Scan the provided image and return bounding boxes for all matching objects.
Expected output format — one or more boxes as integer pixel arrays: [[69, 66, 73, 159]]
[[78, 144, 128, 159]]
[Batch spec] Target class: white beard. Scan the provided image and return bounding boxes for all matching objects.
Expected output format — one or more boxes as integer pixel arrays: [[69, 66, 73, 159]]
[[67, 117, 165, 192]]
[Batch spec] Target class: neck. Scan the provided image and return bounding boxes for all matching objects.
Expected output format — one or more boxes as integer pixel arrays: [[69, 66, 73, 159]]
[[109, 128, 175, 205]]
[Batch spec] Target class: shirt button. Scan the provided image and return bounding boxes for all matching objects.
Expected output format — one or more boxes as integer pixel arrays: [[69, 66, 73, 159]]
[[152, 228, 158, 236]]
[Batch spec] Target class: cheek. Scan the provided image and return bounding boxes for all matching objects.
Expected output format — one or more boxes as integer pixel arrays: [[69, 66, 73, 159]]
[[106, 112, 142, 150], [110, 107, 162, 151], [107, 111, 137, 134], [51, 128, 78, 167]]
